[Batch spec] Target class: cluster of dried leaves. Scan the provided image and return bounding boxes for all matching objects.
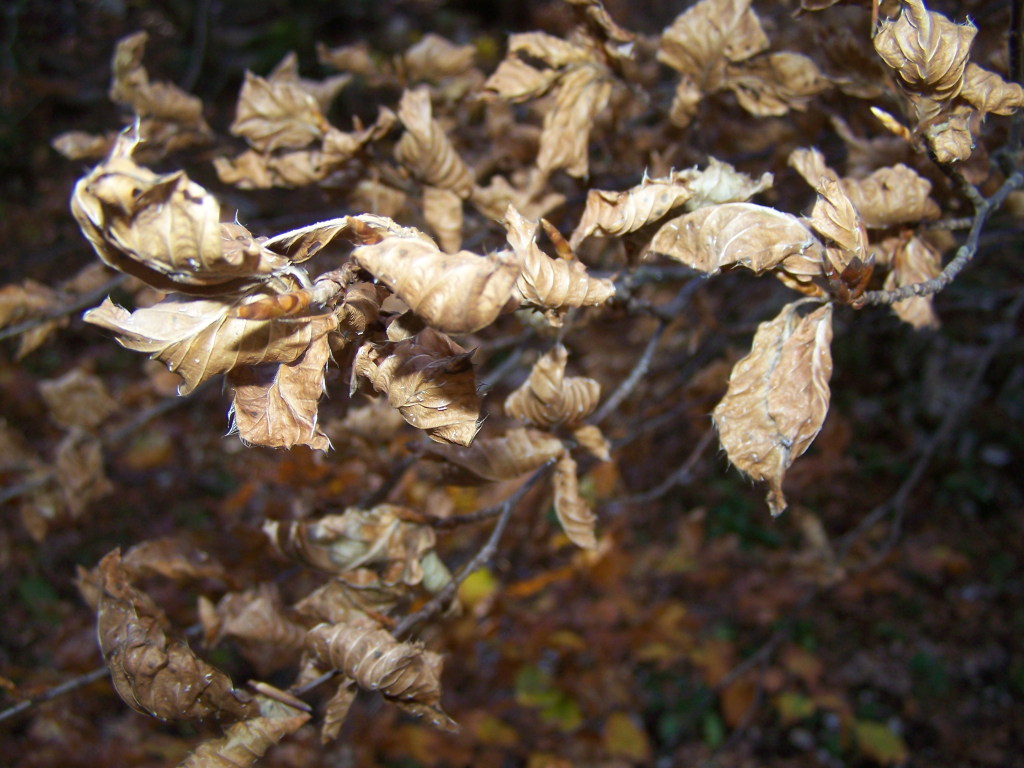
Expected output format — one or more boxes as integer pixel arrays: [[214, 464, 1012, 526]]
[[3, 0, 1023, 763]]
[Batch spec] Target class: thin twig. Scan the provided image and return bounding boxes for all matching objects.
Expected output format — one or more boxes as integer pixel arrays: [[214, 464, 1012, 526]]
[[606, 428, 715, 508], [0, 667, 109, 726], [0, 475, 49, 506], [860, 171, 1024, 305], [593, 322, 665, 424], [0, 275, 126, 343], [393, 460, 555, 637]]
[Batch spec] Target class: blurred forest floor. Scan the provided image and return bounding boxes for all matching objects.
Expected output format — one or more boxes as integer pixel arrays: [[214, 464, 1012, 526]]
[[1, 1, 1023, 766]]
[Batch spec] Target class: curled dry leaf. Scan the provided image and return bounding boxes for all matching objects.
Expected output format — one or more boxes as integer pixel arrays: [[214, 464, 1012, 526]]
[[264, 505, 448, 592], [426, 426, 566, 484], [507, 32, 594, 69], [71, 135, 292, 291], [961, 63, 1024, 115], [352, 328, 481, 446], [267, 51, 351, 113], [38, 369, 120, 430], [471, 173, 566, 222], [395, 88, 473, 197], [121, 537, 228, 583], [51, 130, 114, 161], [505, 344, 601, 429], [55, 430, 112, 518], [200, 583, 308, 675], [305, 619, 456, 731], [789, 148, 940, 229], [658, 0, 768, 90], [572, 423, 611, 462], [712, 302, 834, 516], [873, 0, 976, 102], [179, 693, 310, 768], [85, 295, 338, 395], [883, 235, 942, 329], [808, 178, 869, 273], [353, 237, 519, 334], [553, 452, 598, 549], [0, 279, 66, 358], [294, 574, 402, 626], [320, 681, 357, 744], [422, 185, 464, 253], [483, 57, 562, 102], [537, 65, 612, 180], [570, 160, 772, 246], [230, 71, 328, 153], [227, 330, 333, 451], [649, 202, 824, 276], [96, 550, 255, 721], [505, 206, 614, 317], [924, 106, 975, 163], [724, 52, 829, 116], [108, 32, 207, 128], [403, 34, 476, 82]]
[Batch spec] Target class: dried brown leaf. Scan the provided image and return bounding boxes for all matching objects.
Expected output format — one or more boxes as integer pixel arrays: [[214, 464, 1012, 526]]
[[668, 76, 704, 128], [267, 51, 351, 112], [293, 575, 402, 626], [96, 550, 255, 721], [505, 344, 600, 429], [537, 65, 611, 180], [265, 505, 446, 591], [179, 693, 310, 768], [808, 178, 869, 272], [55, 430, 112, 518], [883, 235, 941, 329], [84, 295, 337, 395], [505, 206, 614, 317], [305, 619, 456, 731], [422, 186, 464, 253], [230, 71, 328, 152], [351, 179, 409, 218], [352, 328, 481, 445], [38, 369, 120, 430], [658, 0, 768, 88], [724, 52, 829, 116], [227, 331, 333, 451], [108, 32, 207, 128], [572, 423, 611, 462], [482, 58, 562, 102], [316, 41, 378, 78], [571, 160, 772, 246], [961, 62, 1024, 115], [352, 236, 519, 334], [508, 32, 594, 69], [201, 584, 307, 675], [924, 106, 975, 163], [71, 135, 291, 290], [395, 87, 473, 197], [51, 130, 114, 161], [426, 426, 566, 483], [649, 203, 824, 276], [471, 173, 566, 221], [712, 302, 834, 516], [873, 0, 976, 101], [553, 452, 598, 549], [320, 681, 357, 744], [403, 34, 476, 82], [121, 537, 228, 583]]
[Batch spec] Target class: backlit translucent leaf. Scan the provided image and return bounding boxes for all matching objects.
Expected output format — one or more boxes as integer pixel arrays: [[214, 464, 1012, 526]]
[[712, 302, 834, 515]]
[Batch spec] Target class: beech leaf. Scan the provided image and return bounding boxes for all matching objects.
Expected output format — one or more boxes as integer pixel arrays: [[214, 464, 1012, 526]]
[[426, 426, 566, 484], [649, 203, 824, 276], [537, 65, 611, 180], [712, 302, 834, 515], [230, 71, 328, 152], [227, 330, 333, 450], [84, 295, 337, 395], [305, 619, 457, 731], [395, 87, 474, 197], [553, 452, 598, 549], [960, 63, 1024, 116], [724, 52, 829, 117], [505, 206, 614, 316], [96, 550, 255, 721], [352, 237, 520, 334], [505, 344, 601, 429], [883, 235, 942, 329], [352, 328, 482, 446]]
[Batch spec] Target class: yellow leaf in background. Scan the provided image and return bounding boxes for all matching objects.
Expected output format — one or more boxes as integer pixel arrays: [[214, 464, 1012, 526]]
[[773, 692, 816, 726], [854, 719, 909, 765], [602, 712, 652, 763], [458, 568, 498, 610]]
